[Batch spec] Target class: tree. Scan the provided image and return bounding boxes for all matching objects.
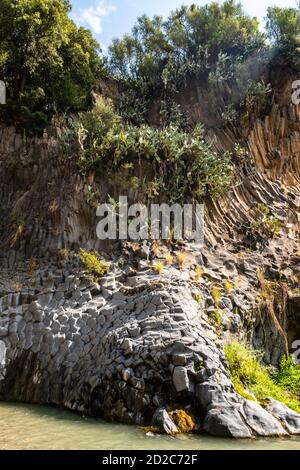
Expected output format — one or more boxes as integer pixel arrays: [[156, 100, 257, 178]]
[[0, 0, 102, 132], [266, 6, 300, 69]]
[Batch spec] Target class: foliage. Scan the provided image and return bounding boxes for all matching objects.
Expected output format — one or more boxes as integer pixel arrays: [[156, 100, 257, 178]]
[[63, 97, 234, 203], [152, 261, 164, 274], [194, 360, 205, 373], [1, 0, 299, 134], [195, 292, 203, 305], [0, 0, 102, 133], [250, 203, 283, 239], [211, 308, 222, 328], [266, 6, 300, 69], [243, 81, 272, 112], [165, 253, 173, 265], [9, 216, 26, 248], [194, 266, 204, 281], [109, 1, 264, 84], [58, 248, 70, 260], [225, 341, 300, 412], [176, 251, 188, 267], [224, 279, 233, 294], [78, 248, 109, 281], [274, 355, 300, 396], [211, 286, 221, 308]]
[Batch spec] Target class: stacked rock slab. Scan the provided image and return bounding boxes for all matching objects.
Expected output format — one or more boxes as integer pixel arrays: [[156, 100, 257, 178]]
[[0, 265, 299, 438]]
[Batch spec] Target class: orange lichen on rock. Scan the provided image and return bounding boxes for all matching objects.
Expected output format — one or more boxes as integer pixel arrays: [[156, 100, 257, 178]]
[[169, 409, 196, 433]]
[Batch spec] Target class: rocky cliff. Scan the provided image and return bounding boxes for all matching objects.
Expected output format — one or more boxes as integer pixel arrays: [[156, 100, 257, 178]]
[[0, 72, 299, 438]]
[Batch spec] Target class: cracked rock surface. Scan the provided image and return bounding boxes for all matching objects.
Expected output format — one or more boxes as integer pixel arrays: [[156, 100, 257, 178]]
[[0, 263, 299, 438]]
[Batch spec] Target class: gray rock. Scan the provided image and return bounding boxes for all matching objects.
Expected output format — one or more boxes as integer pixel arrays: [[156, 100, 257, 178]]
[[172, 366, 189, 392], [122, 338, 133, 354], [0, 327, 8, 338], [204, 406, 253, 438], [0, 340, 7, 365], [242, 399, 288, 436], [172, 354, 187, 366], [152, 409, 178, 434], [265, 398, 300, 434]]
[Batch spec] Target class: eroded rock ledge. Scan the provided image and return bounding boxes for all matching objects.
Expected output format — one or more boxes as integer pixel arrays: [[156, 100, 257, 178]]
[[0, 261, 299, 438]]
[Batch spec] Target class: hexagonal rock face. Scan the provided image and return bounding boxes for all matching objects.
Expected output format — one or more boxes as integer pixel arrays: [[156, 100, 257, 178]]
[[0, 266, 300, 438]]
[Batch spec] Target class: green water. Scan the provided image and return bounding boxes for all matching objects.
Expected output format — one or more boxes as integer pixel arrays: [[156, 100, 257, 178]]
[[0, 402, 299, 450]]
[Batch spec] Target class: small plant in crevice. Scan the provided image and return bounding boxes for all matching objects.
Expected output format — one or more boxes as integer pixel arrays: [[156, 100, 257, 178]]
[[9, 216, 26, 248], [194, 360, 205, 373], [224, 279, 233, 294], [211, 285, 221, 308], [176, 251, 188, 268], [152, 261, 164, 274], [211, 308, 222, 329], [250, 203, 283, 240], [78, 249, 110, 282], [194, 266, 204, 281], [58, 248, 70, 260], [274, 355, 300, 396], [195, 292, 203, 305], [165, 252, 173, 265]]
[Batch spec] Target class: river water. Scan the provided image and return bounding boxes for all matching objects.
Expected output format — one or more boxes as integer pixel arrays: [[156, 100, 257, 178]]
[[0, 402, 299, 450]]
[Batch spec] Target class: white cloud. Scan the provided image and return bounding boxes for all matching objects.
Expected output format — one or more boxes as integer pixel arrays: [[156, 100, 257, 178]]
[[75, 1, 116, 35]]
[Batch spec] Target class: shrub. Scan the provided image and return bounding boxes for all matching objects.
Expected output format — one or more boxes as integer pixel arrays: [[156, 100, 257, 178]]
[[194, 266, 204, 280], [274, 355, 300, 396], [211, 286, 221, 308], [225, 341, 300, 412], [58, 248, 70, 260], [225, 279, 233, 294], [165, 253, 173, 265], [176, 251, 188, 268], [211, 308, 222, 328], [250, 203, 283, 239], [266, 6, 300, 69], [152, 261, 164, 274], [66, 104, 235, 203], [0, 0, 103, 133], [78, 249, 109, 281], [9, 216, 26, 248]]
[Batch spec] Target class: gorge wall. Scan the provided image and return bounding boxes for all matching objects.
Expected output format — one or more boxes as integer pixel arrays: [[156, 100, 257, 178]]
[[0, 71, 299, 438]]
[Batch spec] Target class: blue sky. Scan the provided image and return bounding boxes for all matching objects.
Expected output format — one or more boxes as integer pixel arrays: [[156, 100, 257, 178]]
[[70, 0, 299, 51]]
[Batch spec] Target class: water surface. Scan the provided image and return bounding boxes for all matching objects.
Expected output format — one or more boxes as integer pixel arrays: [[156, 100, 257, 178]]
[[0, 402, 299, 450]]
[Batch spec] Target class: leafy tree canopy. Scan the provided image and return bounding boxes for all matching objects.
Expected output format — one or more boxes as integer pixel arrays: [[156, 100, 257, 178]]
[[0, 0, 103, 133]]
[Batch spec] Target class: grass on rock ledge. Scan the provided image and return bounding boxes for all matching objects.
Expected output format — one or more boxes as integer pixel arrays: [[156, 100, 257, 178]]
[[225, 341, 300, 413]]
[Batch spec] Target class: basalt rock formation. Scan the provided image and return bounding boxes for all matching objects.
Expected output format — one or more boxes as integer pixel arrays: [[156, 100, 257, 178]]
[[0, 71, 299, 438]]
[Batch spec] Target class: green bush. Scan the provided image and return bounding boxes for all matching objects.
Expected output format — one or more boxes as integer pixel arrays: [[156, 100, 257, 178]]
[[274, 355, 300, 396], [225, 341, 300, 412], [78, 249, 109, 281], [250, 203, 283, 239], [265, 6, 300, 70], [64, 99, 234, 203]]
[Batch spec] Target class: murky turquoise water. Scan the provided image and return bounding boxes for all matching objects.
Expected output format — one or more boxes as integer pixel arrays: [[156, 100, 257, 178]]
[[0, 402, 299, 450]]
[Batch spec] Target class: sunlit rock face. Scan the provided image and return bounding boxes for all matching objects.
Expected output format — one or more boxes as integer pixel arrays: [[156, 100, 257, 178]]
[[0, 262, 299, 438]]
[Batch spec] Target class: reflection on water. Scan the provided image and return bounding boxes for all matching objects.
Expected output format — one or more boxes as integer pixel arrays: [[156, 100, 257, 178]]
[[0, 402, 300, 450]]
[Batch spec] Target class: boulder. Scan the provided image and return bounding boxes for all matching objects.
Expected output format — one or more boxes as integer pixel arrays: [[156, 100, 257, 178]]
[[152, 409, 178, 434]]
